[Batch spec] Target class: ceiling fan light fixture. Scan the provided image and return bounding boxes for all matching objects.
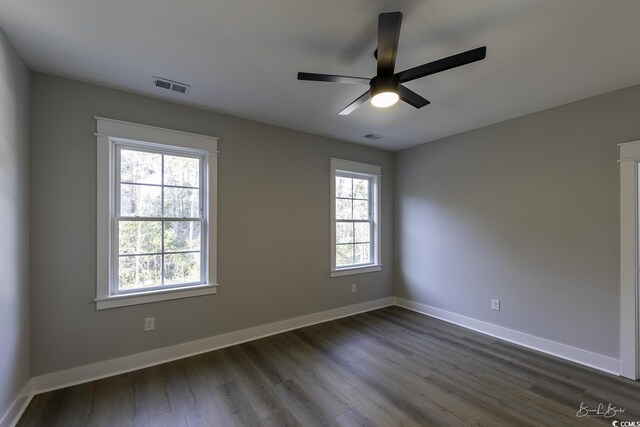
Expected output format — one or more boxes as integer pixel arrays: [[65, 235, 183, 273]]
[[371, 91, 399, 108], [297, 11, 486, 115], [370, 75, 400, 108]]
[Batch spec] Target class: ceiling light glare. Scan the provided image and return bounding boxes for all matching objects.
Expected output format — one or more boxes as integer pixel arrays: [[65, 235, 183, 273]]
[[371, 91, 399, 108]]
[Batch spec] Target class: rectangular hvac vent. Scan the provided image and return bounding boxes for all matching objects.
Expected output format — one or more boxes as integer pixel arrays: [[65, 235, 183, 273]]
[[153, 77, 191, 95], [171, 84, 188, 94], [362, 133, 382, 140], [154, 79, 172, 90]]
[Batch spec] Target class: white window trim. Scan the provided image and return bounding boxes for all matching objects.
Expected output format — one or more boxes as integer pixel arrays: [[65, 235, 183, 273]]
[[619, 140, 640, 379], [330, 158, 382, 277], [95, 117, 219, 310]]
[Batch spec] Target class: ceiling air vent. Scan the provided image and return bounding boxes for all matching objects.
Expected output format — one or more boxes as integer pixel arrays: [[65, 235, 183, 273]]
[[362, 133, 382, 140], [153, 77, 191, 95]]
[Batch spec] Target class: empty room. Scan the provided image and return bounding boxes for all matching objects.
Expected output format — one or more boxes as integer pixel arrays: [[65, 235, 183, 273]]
[[2, 0, 640, 426]]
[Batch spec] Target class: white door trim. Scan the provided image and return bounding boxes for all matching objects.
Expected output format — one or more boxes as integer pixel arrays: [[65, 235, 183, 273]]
[[619, 140, 640, 379]]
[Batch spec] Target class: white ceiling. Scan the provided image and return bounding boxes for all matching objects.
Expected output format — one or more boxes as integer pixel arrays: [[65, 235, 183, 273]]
[[1, 0, 640, 151]]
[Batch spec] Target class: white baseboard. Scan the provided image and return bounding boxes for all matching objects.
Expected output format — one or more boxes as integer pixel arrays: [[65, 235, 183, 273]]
[[18, 294, 623, 422], [31, 297, 394, 395], [394, 297, 621, 375], [0, 380, 33, 427]]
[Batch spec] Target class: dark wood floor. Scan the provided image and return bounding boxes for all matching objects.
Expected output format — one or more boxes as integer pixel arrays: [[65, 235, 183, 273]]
[[19, 306, 640, 426]]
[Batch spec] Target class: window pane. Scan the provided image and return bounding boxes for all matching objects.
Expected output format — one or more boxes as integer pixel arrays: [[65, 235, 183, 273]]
[[120, 149, 161, 185], [353, 179, 369, 200], [354, 243, 370, 264], [119, 221, 162, 254], [336, 244, 354, 266], [165, 252, 201, 285], [164, 155, 199, 187], [119, 255, 162, 290], [336, 176, 352, 198], [165, 221, 201, 252], [164, 188, 200, 218], [353, 200, 369, 220], [120, 184, 162, 217], [354, 223, 370, 243], [336, 199, 352, 220], [336, 222, 353, 244]]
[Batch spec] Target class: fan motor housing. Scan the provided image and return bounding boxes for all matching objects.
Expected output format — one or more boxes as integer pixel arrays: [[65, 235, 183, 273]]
[[370, 75, 400, 96]]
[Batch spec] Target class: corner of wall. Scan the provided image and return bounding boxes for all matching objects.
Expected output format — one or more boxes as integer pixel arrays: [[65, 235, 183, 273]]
[[0, 24, 31, 427]]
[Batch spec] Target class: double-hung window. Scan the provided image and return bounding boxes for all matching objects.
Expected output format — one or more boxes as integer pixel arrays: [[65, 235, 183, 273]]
[[330, 158, 382, 277], [95, 118, 218, 309]]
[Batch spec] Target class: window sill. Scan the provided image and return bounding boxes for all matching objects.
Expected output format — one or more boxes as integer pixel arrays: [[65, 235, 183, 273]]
[[95, 284, 218, 310], [330, 265, 382, 277]]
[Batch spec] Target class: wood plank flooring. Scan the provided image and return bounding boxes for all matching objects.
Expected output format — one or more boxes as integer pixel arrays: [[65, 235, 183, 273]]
[[19, 306, 640, 426]]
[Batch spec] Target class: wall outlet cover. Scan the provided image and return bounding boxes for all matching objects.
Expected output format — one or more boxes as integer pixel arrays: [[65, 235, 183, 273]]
[[144, 317, 155, 331]]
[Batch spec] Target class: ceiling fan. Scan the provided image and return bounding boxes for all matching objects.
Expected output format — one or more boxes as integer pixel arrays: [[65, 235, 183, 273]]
[[297, 12, 487, 115]]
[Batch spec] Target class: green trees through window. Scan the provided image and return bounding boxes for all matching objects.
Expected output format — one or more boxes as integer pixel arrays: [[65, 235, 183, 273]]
[[335, 175, 372, 267], [116, 148, 203, 291]]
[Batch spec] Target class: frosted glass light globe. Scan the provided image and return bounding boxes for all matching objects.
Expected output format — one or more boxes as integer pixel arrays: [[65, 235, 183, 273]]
[[371, 91, 399, 108]]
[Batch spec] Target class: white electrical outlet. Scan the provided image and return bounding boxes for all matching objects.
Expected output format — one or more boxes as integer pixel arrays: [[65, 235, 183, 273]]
[[491, 299, 500, 311], [351, 284, 357, 293], [144, 317, 155, 331]]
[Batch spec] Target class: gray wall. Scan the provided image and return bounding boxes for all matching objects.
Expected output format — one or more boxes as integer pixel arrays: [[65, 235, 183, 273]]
[[0, 29, 29, 420], [395, 84, 640, 358], [29, 72, 394, 376]]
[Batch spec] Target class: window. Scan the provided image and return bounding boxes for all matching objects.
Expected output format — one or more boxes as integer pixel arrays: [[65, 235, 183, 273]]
[[96, 118, 218, 309], [330, 158, 382, 277]]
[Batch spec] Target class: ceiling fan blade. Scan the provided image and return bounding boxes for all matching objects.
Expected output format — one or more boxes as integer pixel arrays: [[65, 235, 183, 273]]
[[377, 12, 403, 76], [398, 85, 430, 109], [297, 72, 369, 85], [338, 91, 371, 115], [396, 46, 487, 83]]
